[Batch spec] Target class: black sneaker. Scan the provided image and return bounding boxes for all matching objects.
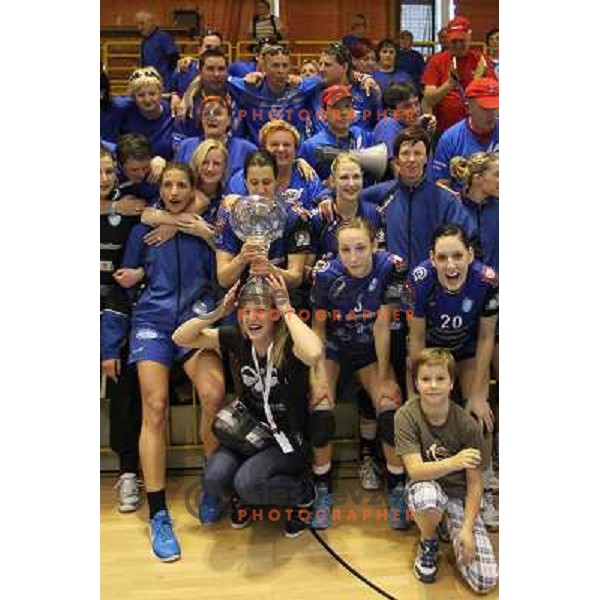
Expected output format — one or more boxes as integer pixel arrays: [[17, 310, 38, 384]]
[[283, 485, 315, 538], [230, 495, 252, 530], [414, 539, 438, 583], [283, 507, 311, 538]]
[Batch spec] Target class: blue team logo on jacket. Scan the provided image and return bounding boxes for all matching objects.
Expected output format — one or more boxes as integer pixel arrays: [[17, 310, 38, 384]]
[[368, 278, 378, 292], [462, 297, 474, 313]]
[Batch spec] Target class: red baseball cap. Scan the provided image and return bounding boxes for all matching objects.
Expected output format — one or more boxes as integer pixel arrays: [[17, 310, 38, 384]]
[[322, 85, 352, 108], [447, 16, 471, 41], [465, 77, 499, 109]]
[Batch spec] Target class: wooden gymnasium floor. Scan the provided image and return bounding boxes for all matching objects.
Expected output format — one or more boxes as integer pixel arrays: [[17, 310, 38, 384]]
[[101, 464, 499, 600]]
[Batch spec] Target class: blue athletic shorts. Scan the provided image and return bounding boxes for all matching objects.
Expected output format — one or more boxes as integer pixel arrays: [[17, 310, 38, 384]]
[[325, 339, 377, 371], [128, 325, 195, 367]]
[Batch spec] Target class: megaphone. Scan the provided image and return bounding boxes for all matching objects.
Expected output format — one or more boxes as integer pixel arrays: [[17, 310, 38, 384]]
[[315, 143, 389, 180]]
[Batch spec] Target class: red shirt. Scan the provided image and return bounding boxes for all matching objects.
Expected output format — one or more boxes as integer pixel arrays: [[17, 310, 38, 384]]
[[422, 50, 496, 133]]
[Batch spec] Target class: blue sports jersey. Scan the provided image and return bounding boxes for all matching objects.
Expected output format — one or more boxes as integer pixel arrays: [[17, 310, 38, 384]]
[[433, 118, 500, 186], [307, 80, 382, 136], [407, 258, 499, 357], [169, 61, 199, 95], [396, 49, 426, 90], [101, 96, 133, 144], [214, 201, 315, 270], [372, 70, 413, 92], [228, 60, 258, 78], [311, 251, 408, 350], [299, 126, 376, 181], [225, 161, 329, 210], [361, 178, 474, 270], [174, 135, 257, 185], [122, 224, 217, 332], [140, 29, 179, 86], [119, 99, 175, 160], [308, 200, 380, 262], [227, 75, 322, 145], [462, 196, 499, 272]]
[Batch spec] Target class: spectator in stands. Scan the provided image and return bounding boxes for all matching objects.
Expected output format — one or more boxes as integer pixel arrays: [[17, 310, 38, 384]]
[[372, 39, 412, 91], [485, 28, 499, 79], [228, 36, 278, 78], [227, 45, 322, 144], [115, 134, 159, 203], [170, 29, 223, 98], [248, 0, 287, 42], [214, 150, 314, 291], [422, 16, 495, 135], [361, 126, 473, 271], [396, 30, 426, 91], [101, 67, 130, 148], [136, 10, 180, 86], [395, 348, 498, 592], [311, 43, 382, 134], [350, 39, 377, 75], [100, 147, 143, 515], [373, 81, 436, 162], [114, 162, 221, 561], [172, 275, 322, 538], [175, 95, 257, 185], [309, 216, 408, 531], [175, 48, 231, 138], [118, 67, 175, 169], [437, 26, 449, 52], [227, 120, 327, 210], [300, 85, 377, 183], [342, 13, 368, 49], [299, 59, 319, 78], [433, 78, 499, 189]]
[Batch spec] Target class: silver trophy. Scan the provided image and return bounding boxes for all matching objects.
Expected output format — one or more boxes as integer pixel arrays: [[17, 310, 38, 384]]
[[230, 194, 287, 251]]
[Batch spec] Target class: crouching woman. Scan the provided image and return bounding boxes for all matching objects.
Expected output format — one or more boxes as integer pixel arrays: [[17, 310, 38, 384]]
[[173, 274, 323, 537]]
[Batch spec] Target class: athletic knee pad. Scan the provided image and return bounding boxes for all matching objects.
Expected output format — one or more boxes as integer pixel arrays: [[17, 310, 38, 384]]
[[357, 386, 376, 419], [376, 409, 396, 446], [309, 409, 336, 448]]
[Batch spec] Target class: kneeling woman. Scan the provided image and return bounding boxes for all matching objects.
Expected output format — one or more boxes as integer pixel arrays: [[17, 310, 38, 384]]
[[309, 217, 409, 529], [114, 162, 221, 562], [173, 275, 323, 537]]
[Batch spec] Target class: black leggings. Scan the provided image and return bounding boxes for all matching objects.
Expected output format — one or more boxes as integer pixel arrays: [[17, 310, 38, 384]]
[[203, 445, 310, 507], [107, 344, 142, 474]]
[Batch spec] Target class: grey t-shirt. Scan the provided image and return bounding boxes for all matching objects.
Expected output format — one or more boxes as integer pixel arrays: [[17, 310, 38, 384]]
[[394, 398, 484, 498]]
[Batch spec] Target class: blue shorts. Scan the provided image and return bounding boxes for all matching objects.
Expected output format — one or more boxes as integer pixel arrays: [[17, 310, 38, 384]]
[[325, 339, 377, 371], [128, 325, 195, 367]]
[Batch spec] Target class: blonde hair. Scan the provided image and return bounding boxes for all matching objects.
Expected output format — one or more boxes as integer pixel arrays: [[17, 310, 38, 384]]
[[450, 152, 498, 191], [238, 278, 289, 368], [128, 66, 163, 95], [259, 120, 301, 150], [190, 139, 228, 185], [415, 348, 456, 382], [330, 152, 362, 178]]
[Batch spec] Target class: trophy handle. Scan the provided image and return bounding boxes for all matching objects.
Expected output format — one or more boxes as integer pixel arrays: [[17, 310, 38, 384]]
[[246, 235, 270, 254]]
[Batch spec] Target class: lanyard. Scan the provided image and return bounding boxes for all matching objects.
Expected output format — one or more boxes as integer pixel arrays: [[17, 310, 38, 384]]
[[251, 343, 294, 454]]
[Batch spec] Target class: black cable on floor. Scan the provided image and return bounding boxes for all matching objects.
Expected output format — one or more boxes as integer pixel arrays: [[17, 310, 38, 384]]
[[310, 528, 398, 600]]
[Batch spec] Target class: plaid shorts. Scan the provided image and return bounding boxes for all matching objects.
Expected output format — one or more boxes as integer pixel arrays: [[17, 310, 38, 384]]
[[407, 481, 498, 594]]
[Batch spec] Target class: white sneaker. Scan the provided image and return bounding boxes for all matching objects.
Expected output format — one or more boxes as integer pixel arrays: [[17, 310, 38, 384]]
[[115, 473, 141, 513], [480, 490, 499, 531], [358, 455, 382, 490]]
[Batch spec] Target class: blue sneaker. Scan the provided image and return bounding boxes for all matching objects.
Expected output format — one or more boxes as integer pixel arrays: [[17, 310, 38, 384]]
[[310, 483, 333, 529], [149, 510, 181, 562], [387, 484, 409, 530], [199, 492, 223, 525]]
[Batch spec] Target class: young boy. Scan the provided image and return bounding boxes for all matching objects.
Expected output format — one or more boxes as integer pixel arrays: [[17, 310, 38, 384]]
[[394, 348, 498, 593]]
